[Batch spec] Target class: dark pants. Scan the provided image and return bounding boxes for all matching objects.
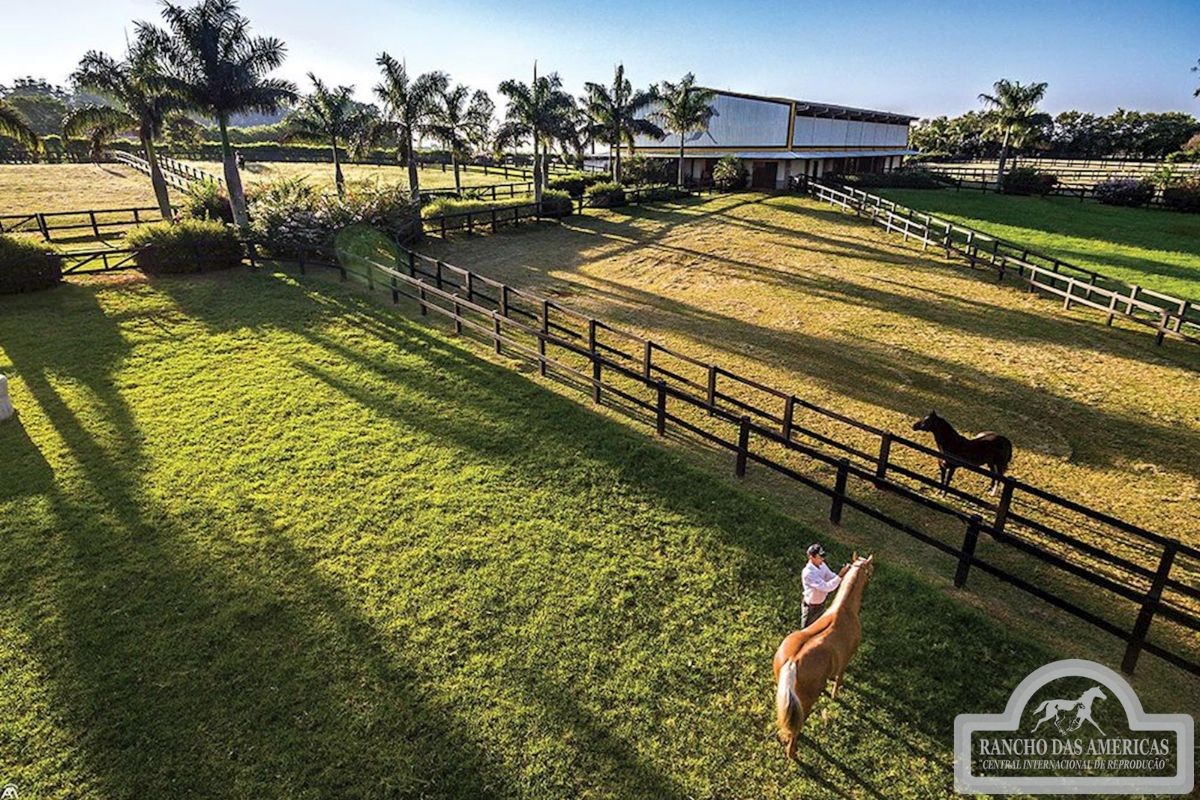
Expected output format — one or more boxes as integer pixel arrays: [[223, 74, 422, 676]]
[[801, 600, 826, 629]]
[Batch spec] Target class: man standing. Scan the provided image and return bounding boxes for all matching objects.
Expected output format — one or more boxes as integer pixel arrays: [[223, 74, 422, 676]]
[[801, 543, 849, 628]]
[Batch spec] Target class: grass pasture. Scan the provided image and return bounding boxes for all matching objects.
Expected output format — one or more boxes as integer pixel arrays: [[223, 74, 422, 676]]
[[0, 268, 1070, 799], [0, 163, 162, 216], [877, 188, 1200, 300], [422, 192, 1200, 552], [180, 159, 524, 191]]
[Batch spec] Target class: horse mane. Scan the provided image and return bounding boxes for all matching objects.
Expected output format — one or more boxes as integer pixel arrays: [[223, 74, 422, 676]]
[[826, 557, 872, 615]]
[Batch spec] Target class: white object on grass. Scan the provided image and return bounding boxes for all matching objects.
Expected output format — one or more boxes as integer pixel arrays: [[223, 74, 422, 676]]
[[0, 374, 12, 422]]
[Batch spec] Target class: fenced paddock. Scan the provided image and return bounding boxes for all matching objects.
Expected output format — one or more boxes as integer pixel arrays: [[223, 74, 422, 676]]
[[232, 238, 1200, 680], [0, 206, 169, 242], [803, 179, 1199, 345]]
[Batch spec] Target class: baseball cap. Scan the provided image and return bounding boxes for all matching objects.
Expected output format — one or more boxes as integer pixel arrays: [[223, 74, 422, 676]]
[[807, 543, 826, 557]]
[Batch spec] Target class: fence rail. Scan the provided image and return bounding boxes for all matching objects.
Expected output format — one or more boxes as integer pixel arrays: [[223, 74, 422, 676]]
[[0, 206, 169, 241], [244, 240, 1200, 680], [802, 179, 1199, 345]]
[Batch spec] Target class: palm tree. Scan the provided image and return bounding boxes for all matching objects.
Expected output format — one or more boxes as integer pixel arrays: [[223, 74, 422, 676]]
[[155, 0, 297, 226], [427, 83, 474, 194], [497, 64, 575, 204], [978, 79, 1050, 185], [652, 74, 716, 187], [584, 64, 662, 183], [371, 53, 447, 203], [285, 73, 372, 197], [465, 90, 495, 162], [0, 100, 39, 153], [66, 27, 180, 220]]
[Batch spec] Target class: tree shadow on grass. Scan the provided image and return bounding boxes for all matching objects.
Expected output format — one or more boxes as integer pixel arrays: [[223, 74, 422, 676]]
[[0, 413, 54, 501]]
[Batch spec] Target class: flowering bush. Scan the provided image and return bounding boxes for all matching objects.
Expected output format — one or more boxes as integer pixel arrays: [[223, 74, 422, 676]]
[[1093, 179, 1155, 207], [249, 179, 420, 254]]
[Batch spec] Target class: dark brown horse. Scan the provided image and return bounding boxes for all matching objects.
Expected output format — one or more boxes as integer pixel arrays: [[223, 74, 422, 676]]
[[912, 411, 1013, 494]]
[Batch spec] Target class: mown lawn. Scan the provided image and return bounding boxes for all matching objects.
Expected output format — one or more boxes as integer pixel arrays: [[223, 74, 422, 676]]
[[180, 160, 524, 190], [0, 268, 1057, 799], [877, 188, 1200, 300], [424, 193, 1200, 554], [0, 163, 161, 215]]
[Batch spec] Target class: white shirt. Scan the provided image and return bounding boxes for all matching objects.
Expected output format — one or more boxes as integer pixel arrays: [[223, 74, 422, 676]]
[[801, 560, 842, 605]]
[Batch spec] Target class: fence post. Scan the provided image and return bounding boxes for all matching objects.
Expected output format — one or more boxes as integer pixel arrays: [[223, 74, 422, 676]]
[[954, 515, 983, 588], [706, 365, 718, 411], [782, 395, 795, 440], [588, 319, 601, 403], [500, 285, 510, 318], [829, 458, 849, 524], [992, 481, 1014, 538], [656, 380, 667, 435], [391, 272, 399, 304], [1154, 311, 1168, 346], [493, 314, 502, 354], [37, 213, 50, 241], [735, 416, 751, 478], [491, 207, 498, 233], [539, 299, 549, 377], [418, 285, 427, 315], [408, 249, 416, 278], [1121, 542, 1178, 675], [453, 298, 462, 334], [89, 210, 100, 238], [874, 433, 892, 484], [642, 340, 653, 379], [465, 271, 474, 303], [435, 260, 444, 291]]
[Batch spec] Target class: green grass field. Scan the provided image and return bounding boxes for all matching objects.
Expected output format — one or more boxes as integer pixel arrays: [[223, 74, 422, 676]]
[[0, 268, 1069, 798], [180, 160, 525, 190], [876, 189, 1200, 300], [424, 192, 1200, 553]]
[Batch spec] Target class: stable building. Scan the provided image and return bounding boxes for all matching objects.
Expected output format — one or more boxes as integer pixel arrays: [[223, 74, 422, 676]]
[[629, 89, 917, 189]]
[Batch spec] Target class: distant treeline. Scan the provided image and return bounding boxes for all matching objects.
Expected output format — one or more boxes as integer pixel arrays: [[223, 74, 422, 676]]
[[912, 109, 1200, 161]]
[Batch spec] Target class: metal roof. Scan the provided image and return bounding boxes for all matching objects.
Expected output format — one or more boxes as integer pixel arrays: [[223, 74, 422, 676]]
[[727, 149, 919, 160], [700, 88, 918, 124]]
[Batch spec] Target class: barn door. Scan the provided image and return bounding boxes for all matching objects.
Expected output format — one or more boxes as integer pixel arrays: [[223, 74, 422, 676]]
[[751, 161, 778, 189]]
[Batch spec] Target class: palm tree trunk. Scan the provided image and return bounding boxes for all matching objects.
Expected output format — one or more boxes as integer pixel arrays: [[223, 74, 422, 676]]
[[532, 134, 543, 205], [142, 132, 173, 221], [613, 125, 622, 183], [218, 117, 249, 227], [452, 154, 461, 194], [677, 132, 685, 187], [332, 138, 345, 198], [405, 130, 420, 203], [996, 128, 1010, 191]]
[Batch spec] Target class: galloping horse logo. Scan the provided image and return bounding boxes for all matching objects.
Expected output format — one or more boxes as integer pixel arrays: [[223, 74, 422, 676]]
[[1030, 686, 1107, 735]]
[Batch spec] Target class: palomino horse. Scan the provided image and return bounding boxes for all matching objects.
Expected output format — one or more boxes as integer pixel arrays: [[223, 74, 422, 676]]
[[773, 554, 875, 760], [912, 411, 1013, 494], [1030, 686, 1107, 735]]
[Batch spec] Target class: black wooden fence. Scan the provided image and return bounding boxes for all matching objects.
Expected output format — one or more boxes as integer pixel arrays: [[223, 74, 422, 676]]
[[0, 206, 169, 241], [242, 240, 1200, 680]]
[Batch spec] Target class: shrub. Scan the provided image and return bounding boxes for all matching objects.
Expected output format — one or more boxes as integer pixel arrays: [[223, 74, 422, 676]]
[[1001, 167, 1058, 196], [539, 189, 574, 218], [181, 179, 234, 223], [126, 219, 244, 274], [547, 171, 605, 197], [248, 178, 325, 255], [584, 181, 627, 208], [249, 179, 422, 252], [635, 185, 689, 202], [1161, 181, 1200, 213], [620, 155, 675, 186], [1093, 178, 1155, 207], [712, 156, 747, 191], [0, 235, 61, 294], [845, 169, 949, 189]]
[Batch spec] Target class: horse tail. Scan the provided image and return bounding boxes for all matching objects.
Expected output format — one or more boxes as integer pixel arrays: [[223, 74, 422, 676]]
[[776, 659, 804, 758], [1033, 699, 1050, 715]]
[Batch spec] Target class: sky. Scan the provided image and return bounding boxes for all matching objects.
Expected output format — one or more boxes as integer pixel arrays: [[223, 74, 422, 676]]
[[1, 0, 1198, 120]]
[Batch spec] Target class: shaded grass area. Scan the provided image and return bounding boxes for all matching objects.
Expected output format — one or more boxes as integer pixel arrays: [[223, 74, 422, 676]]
[[423, 192, 1200, 548], [0, 269, 1057, 798], [877, 189, 1200, 300]]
